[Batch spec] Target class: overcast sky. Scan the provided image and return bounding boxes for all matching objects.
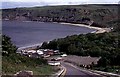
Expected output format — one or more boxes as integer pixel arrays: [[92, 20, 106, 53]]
[[2, 0, 119, 3], [1, 0, 119, 9]]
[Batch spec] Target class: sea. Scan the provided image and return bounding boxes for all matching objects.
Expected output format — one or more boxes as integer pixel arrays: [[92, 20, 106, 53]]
[[2, 21, 96, 48]]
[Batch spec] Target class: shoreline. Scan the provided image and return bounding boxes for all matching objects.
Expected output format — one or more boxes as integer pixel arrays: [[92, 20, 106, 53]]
[[4, 20, 111, 34], [59, 22, 111, 34], [13, 21, 111, 50], [17, 43, 43, 51]]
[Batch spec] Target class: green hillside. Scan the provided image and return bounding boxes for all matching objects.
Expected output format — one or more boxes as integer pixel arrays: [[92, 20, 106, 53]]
[[2, 4, 119, 28], [2, 35, 58, 75], [40, 32, 120, 72], [2, 4, 120, 74]]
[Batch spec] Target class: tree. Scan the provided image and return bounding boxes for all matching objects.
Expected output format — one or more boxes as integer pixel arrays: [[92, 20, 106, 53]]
[[98, 57, 110, 67], [40, 32, 119, 66], [2, 35, 17, 56], [68, 44, 78, 55], [40, 42, 48, 49], [47, 40, 58, 50]]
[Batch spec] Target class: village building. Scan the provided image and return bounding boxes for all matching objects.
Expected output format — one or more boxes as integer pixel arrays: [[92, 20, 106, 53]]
[[18, 48, 61, 59], [43, 49, 54, 56], [63, 55, 101, 68], [29, 52, 42, 58]]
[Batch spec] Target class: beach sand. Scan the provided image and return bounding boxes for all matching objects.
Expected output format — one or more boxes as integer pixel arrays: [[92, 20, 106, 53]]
[[60, 22, 111, 34]]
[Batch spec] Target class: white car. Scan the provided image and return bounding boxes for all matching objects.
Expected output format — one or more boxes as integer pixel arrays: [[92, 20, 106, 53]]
[[55, 57, 63, 61], [61, 54, 67, 57], [48, 61, 61, 66]]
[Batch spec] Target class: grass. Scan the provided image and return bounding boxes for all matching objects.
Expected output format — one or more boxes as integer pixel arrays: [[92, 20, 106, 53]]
[[92, 66, 120, 74], [2, 53, 59, 75]]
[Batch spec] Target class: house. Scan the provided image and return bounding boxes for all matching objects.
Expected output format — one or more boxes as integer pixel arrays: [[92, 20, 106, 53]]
[[27, 50, 36, 53], [21, 49, 43, 58], [54, 50, 60, 55], [29, 52, 42, 58], [47, 51, 54, 55], [37, 50, 44, 55], [63, 55, 101, 68], [43, 49, 54, 56], [55, 57, 63, 61], [43, 54, 50, 58]]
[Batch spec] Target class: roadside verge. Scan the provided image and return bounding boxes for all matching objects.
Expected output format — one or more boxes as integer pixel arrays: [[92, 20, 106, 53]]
[[51, 65, 66, 77]]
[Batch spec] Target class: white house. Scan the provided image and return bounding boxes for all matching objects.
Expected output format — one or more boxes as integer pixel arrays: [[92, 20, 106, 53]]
[[27, 50, 36, 53], [37, 50, 44, 55]]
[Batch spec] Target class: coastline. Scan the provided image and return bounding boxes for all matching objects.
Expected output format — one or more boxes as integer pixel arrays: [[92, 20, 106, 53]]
[[3, 20, 111, 34], [23, 21, 111, 34], [17, 43, 43, 52], [7, 21, 110, 51], [59, 22, 111, 34]]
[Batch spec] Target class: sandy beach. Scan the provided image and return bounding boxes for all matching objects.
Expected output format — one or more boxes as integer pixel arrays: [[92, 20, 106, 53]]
[[60, 22, 111, 34]]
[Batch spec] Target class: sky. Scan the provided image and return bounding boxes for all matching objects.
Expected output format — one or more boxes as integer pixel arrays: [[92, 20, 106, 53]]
[[1, 0, 120, 9]]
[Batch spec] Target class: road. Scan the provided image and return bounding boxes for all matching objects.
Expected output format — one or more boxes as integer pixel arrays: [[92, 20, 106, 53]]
[[61, 62, 102, 77]]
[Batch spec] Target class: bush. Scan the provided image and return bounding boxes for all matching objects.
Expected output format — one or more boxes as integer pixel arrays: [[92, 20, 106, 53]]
[[2, 35, 17, 55]]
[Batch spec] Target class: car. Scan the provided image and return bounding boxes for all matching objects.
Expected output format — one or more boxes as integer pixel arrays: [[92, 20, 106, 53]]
[[61, 54, 67, 57], [48, 61, 61, 66], [56, 57, 63, 61]]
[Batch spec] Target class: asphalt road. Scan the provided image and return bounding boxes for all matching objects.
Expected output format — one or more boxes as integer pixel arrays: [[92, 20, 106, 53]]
[[61, 62, 102, 77]]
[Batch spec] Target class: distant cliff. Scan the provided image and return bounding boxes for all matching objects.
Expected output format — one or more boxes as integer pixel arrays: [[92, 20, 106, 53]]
[[2, 4, 119, 28]]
